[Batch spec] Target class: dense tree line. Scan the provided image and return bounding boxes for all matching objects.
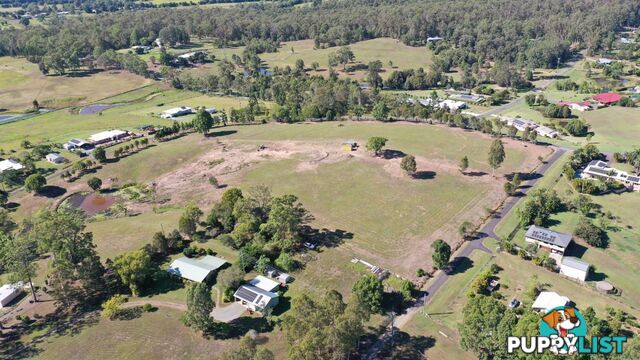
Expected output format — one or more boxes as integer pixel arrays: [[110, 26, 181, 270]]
[[2, 0, 639, 70]]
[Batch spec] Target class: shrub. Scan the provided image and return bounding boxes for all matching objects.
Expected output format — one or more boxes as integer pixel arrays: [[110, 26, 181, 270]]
[[575, 218, 607, 247], [142, 303, 154, 312]]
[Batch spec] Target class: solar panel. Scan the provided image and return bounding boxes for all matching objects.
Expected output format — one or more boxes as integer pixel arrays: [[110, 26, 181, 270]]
[[628, 176, 640, 183], [235, 286, 258, 303], [588, 167, 610, 176]]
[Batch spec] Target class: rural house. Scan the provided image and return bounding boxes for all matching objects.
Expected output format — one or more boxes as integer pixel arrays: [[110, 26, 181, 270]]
[[0, 159, 24, 173], [233, 284, 279, 313], [560, 257, 590, 282], [248, 275, 280, 293], [592, 93, 622, 106], [167, 255, 227, 283], [582, 160, 640, 191], [63, 138, 93, 151], [161, 106, 193, 119], [46, 153, 66, 164], [525, 225, 572, 262], [89, 129, 129, 145]]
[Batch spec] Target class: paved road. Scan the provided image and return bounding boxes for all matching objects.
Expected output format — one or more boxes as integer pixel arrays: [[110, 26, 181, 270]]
[[364, 146, 567, 359]]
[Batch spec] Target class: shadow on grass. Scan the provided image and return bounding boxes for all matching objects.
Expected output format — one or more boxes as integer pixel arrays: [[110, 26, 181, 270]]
[[378, 331, 436, 360], [413, 171, 436, 180], [382, 149, 406, 159], [301, 226, 354, 249], [446, 256, 474, 275], [209, 130, 238, 137], [38, 185, 67, 198], [143, 271, 184, 297]]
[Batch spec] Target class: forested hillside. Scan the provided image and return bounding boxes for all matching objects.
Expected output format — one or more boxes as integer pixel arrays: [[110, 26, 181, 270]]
[[1, 0, 639, 69]]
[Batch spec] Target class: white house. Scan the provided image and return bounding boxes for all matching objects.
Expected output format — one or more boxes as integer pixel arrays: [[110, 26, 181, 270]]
[[177, 51, 207, 60], [534, 125, 560, 138], [0, 159, 24, 173], [438, 100, 467, 111], [45, 153, 66, 164], [248, 275, 280, 293], [525, 225, 572, 263], [532, 291, 570, 312], [167, 255, 227, 283], [0, 283, 22, 308], [161, 106, 193, 119], [598, 58, 614, 65], [560, 257, 590, 282], [233, 284, 279, 313], [582, 160, 640, 191], [63, 138, 91, 151], [89, 129, 129, 145]]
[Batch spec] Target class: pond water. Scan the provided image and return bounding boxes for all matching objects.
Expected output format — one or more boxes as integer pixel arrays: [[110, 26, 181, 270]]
[[67, 193, 118, 216], [78, 103, 122, 115]]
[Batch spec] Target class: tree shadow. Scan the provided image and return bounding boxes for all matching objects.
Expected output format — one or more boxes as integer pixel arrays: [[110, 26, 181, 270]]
[[382, 149, 406, 159], [589, 268, 607, 282], [209, 130, 238, 137], [465, 171, 487, 177], [142, 270, 184, 297], [4, 202, 20, 210], [219, 317, 274, 339], [446, 256, 474, 275], [300, 226, 353, 249], [38, 185, 67, 198], [378, 331, 436, 359], [413, 171, 436, 180]]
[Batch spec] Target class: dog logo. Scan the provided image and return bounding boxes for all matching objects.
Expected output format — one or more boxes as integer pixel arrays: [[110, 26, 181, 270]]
[[539, 306, 587, 355]]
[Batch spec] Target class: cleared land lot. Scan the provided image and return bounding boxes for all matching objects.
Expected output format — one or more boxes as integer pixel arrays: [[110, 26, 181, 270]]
[[0, 57, 153, 113], [260, 38, 434, 79]]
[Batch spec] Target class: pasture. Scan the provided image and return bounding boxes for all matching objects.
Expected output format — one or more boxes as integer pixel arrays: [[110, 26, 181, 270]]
[[582, 106, 640, 152], [0, 57, 153, 113], [260, 38, 434, 79]]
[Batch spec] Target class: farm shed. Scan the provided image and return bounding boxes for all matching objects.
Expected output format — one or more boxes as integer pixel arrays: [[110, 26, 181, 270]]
[[560, 257, 590, 282], [167, 255, 227, 283]]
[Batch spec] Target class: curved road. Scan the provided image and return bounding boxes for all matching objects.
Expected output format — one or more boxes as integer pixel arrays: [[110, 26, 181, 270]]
[[365, 146, 567, 359]]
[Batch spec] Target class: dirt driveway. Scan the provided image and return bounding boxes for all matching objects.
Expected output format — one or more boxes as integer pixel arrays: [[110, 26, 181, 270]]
[[211, 302, 246, 323]]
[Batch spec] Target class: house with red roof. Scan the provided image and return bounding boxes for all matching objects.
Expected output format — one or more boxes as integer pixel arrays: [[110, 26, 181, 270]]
[[592, 93, 622, 106]]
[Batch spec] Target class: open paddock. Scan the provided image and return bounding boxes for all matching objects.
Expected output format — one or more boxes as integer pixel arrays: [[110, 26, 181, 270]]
[[0, 57, 153, 113]]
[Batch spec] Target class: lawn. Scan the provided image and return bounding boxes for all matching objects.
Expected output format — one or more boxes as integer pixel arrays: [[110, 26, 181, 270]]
[[28, 309, 245, 360], [260, 38, 434, 79], [87, 210, 182, 260], [0, 57, 153, 113], [493, 253, 640, 319], [582, 106, 640, 152]]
